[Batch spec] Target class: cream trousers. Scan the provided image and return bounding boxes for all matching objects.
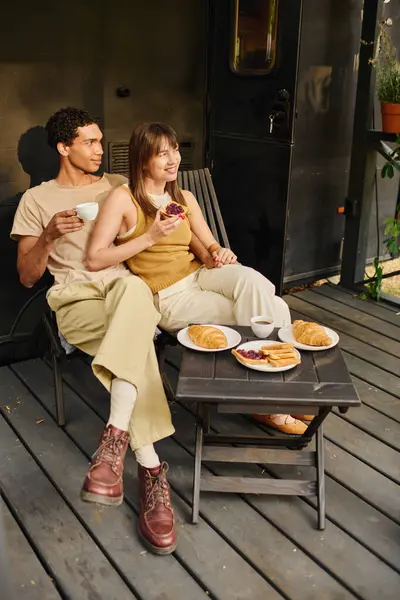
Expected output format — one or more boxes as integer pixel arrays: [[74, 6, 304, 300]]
[[154, 264, 291, 332], [47, 276, 174, 450]]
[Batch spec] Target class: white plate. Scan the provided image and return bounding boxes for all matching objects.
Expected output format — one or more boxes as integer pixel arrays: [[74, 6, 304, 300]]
[[177, 324, 242, 353], [278, 324, 339, 351], [232, 340, 301, 372]]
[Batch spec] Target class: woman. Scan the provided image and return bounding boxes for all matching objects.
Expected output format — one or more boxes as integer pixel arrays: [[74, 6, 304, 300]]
[[86, 122, 308, 435]]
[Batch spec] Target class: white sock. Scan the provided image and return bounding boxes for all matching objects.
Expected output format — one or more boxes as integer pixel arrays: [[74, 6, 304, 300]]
[[107, 378, 137, 431], [135, 444, 161, 469]]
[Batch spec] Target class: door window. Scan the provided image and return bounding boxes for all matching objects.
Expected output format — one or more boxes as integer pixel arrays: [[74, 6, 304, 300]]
[[232, 0, 278, 75]]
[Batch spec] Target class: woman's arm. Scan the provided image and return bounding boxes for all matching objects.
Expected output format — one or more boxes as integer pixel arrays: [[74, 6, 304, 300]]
[[85, 187, 181, 271], [183, 190, 237, 265], [189, 231, 218, 269]]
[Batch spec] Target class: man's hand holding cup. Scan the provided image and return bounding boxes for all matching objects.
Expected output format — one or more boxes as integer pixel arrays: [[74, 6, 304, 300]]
[[44, 209, 84, 244]]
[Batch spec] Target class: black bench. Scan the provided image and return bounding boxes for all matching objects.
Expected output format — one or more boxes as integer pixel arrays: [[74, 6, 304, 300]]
[[43, 168, 229, 426]]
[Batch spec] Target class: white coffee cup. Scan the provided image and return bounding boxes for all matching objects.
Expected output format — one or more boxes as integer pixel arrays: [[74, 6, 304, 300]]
[[250, 316, 274, 338], [76, 202, 99, 221]]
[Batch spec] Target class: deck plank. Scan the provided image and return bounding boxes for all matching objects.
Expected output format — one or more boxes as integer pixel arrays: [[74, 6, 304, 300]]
[[171, 402, 400, 598], [291, 289, 400, 342], [2, 501, 62, 600], [332, 403, 400, 451], [323, 413, 400, 483], [351, 378, 400, 422], [162, 363, 400, 574], [11, 360, 281, 600], [0, 411, 135, 600], [323, 284, 400, 312], [44, 357, 357, 600], [342, 353, 400, 399], [52, 357, 400, 599], [2, 283, 400, 600], [285, 295, 400, 357], [313, 285, 400, 326], [1, 366, 222, 600], [203, 409, 400, 574]]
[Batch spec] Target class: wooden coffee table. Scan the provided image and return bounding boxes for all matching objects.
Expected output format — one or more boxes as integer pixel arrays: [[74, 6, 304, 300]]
[[176, 326, 360, 530]]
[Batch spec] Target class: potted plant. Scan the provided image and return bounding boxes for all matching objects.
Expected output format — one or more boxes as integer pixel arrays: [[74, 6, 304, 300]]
[[375, 23, 400, 133]]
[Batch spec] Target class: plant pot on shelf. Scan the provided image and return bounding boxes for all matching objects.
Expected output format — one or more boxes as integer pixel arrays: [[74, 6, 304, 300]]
[[381, 102, 400, 134]]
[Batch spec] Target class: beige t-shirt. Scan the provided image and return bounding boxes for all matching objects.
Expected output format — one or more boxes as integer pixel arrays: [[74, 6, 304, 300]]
[[10, 173, 130, 287]]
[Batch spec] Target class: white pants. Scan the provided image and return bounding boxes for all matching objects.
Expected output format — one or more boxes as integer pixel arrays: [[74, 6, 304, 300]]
[[153, 264, 291, 332]]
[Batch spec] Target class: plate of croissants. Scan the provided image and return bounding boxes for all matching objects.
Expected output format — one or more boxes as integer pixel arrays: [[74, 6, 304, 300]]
[[178, 324, 242, 352], [278, 319, 339, 351], [232, 340, 301, 372]]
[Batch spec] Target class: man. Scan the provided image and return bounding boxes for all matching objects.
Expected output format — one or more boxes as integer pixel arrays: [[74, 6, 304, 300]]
[[10, 107, 180, 555]]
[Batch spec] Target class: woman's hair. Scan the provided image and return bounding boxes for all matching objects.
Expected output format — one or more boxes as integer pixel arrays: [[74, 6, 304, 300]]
[[129, 122, 186, 220]]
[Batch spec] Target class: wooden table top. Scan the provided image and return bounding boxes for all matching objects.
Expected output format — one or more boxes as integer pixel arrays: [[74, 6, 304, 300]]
[[176, 326, 360, 407]]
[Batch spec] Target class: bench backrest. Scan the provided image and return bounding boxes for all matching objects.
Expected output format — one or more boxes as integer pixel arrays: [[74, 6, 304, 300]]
[[178, 168, 230, 249]]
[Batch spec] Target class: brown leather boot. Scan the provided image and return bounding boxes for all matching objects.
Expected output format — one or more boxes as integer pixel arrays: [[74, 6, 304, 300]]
[[81, 424, 130, 506], [138, 462, 177, 555]]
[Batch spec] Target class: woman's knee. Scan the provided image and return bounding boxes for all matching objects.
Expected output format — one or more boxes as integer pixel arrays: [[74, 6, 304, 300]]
[[273, 296, 291, 327], [229, 265, 276, 294]]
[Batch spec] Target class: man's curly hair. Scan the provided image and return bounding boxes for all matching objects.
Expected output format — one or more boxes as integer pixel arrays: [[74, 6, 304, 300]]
[[46, 107, 100, 150]]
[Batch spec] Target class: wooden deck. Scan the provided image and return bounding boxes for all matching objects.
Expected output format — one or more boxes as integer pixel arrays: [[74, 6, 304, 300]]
[[1, 283, 399, 600]]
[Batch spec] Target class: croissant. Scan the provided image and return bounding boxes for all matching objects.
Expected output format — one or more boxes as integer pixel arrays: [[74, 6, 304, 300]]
[[160, 201, 188, 219], [292, 320, 332, 346], [188, 325, 228, 349]]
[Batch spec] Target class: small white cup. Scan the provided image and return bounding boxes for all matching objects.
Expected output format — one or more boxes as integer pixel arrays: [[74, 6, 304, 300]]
[[250, 316, 274, 338], [76, 202, 99, 221]]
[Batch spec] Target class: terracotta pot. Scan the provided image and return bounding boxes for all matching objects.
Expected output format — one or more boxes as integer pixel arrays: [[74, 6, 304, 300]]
[[381, 102, 400, 134]]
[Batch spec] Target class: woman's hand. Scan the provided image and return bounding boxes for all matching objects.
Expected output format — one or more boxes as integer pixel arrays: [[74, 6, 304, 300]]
[[212, 246, 237, 266], [204, 253, 223, 269], [146, 208, 182, 245]]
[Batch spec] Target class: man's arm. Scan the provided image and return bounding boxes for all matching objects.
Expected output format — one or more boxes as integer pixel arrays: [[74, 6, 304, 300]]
[[16, 209, 84, 288], [17, 235, 53, 288]]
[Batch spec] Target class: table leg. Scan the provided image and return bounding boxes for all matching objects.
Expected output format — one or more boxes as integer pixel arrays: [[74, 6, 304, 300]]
[[299, 406, 331, 445], [192, 404, 204, 524], [316, 423, 326, 530]]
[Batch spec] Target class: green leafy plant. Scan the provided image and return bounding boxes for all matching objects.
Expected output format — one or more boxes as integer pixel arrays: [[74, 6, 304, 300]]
[[383, 204, 400, 257], [381, 134, 400, 178], [364, 257, 383, 301], [374, 23, 400, 104], [363, 205, 399, 301]]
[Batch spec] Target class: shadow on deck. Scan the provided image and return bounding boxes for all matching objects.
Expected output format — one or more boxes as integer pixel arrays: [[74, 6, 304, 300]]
[[0, 283, 399, 600]]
